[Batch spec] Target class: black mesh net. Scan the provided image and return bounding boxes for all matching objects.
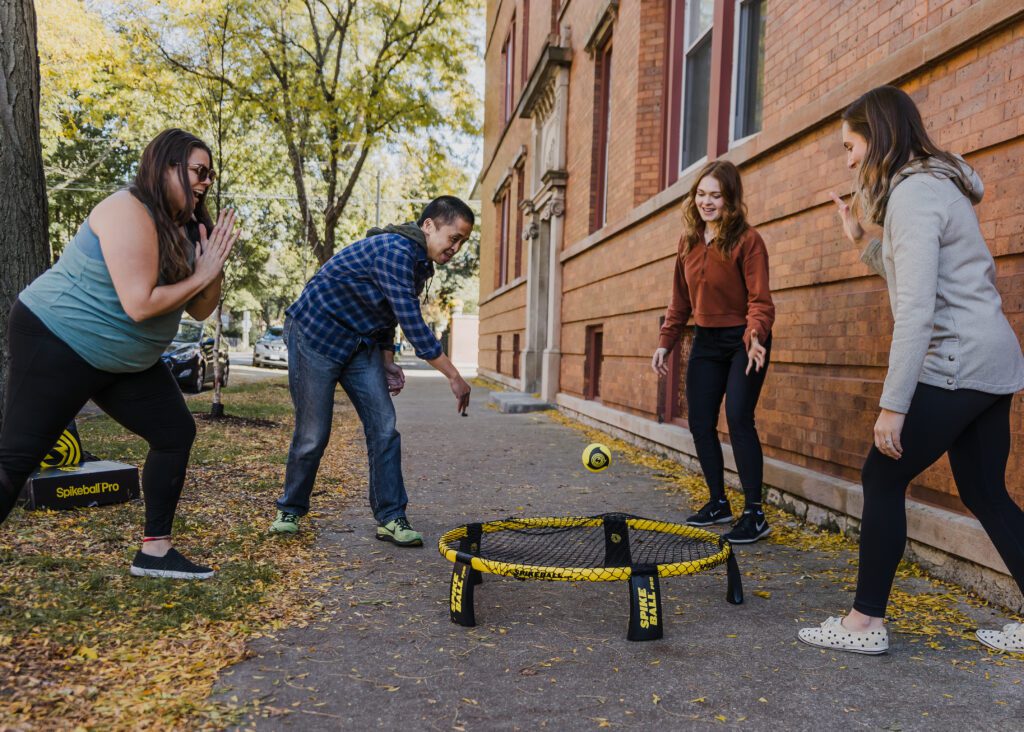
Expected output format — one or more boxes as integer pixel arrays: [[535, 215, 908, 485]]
[[440, 513, 729, 581]]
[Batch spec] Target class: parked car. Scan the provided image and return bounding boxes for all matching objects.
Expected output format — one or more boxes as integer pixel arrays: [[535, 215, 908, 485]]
[[162, 319, 230, 393], [252, 325, 288, 368]]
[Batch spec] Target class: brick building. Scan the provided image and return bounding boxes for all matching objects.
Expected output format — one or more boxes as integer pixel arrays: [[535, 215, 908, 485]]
[[474, 0, 1024, 609]]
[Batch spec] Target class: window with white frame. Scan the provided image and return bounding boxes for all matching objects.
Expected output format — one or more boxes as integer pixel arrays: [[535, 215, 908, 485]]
[[733, 0, 765, 140], [680, 0, 714, 171]]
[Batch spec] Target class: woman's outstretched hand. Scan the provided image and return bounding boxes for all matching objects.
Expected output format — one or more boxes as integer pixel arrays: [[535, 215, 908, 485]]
[[829, 191, 864, 245], [194, 208, 240, 285]]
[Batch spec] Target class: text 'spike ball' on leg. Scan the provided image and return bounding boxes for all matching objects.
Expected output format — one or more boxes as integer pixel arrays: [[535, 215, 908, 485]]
[[582, 443, 612, 473]]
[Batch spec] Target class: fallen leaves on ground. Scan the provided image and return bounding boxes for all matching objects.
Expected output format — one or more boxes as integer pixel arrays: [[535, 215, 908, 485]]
[[543, 409, 1023, 643], [0, 380, 364, 729]]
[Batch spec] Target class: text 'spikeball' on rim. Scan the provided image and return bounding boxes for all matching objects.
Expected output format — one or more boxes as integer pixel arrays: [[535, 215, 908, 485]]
[[582, 443, 611, 472]]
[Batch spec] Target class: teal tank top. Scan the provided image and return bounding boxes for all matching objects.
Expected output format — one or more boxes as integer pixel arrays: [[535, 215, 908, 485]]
[[19, 218, 188, 373]]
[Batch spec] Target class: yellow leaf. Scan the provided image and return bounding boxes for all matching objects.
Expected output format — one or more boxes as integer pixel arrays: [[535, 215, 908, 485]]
[[690, 697, 706, 703], [758, 697, 768, 703], [76, 646, 98, 660], [715, 715, 728, 722], [753, 591, 771, 599], [652, 693, 660, 704]]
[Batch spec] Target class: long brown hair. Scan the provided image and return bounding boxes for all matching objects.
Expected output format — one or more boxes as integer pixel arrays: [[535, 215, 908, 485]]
[[843, 85, 967, 225], [680, 160, 749, 259], [129, 129, 214, 284]]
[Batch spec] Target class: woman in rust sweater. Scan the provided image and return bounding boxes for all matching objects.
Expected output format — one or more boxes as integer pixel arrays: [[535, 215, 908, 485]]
[[652, 160, 775, 544]]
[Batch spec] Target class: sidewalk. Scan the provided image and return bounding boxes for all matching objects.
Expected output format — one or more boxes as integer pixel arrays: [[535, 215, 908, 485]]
[[213, 372, 1022, 730]]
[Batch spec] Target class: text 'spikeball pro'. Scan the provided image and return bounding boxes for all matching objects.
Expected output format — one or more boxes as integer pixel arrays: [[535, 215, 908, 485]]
[[439, 514, 744, 641], [582, 443, 611, 472]]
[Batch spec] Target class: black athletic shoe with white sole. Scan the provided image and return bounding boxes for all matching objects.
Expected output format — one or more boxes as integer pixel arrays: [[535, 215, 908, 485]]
[[723, 510, 771, 544], [130, 548, 215, 580], [685, 500, 734, 526]]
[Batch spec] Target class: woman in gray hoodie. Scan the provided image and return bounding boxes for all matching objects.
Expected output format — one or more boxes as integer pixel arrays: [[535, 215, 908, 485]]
[[798, 85, 1024, 655]]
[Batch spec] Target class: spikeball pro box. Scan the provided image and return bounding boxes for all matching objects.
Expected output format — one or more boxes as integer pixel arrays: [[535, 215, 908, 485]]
[[20, 426, 139, 511], [22, 460, 140, 511]]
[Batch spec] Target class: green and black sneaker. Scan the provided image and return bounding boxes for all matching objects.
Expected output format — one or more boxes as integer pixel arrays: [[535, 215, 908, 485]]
[[269, 510, 300, 535], [376, 516, 423, 547]]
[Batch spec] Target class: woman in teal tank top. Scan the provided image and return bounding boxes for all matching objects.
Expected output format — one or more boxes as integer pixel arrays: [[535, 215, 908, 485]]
[[0, 129, 240, 580]]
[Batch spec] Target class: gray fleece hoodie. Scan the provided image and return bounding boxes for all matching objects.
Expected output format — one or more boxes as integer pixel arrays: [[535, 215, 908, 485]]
[[365, 222, 428, 250], [860, 157, 1024, 412]]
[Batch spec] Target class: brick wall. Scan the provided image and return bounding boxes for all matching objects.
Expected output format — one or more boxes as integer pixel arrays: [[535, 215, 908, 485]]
[[480, 0, 535, 362], [479, 285, 526, 374], [634, 0, 669, 205], [760, 0, 988, 133], [479, 0, 1024, 511]]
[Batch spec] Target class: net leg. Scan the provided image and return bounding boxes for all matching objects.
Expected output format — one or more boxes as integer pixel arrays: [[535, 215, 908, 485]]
[[726, 549, 744, 605], [449, 561, 477, 627], [627, 568, 663, 641], [602, 515, 633, 567], [459, 524, 483, 586]]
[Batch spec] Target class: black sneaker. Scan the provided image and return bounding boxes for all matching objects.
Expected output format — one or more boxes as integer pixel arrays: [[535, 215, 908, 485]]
[[130, 548, 215, 580], [723, 510, 771, 544], [685, 500, 733, 526]]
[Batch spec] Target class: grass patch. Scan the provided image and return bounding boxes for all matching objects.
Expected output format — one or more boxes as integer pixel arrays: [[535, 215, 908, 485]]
[[0, 377, 363, 729]]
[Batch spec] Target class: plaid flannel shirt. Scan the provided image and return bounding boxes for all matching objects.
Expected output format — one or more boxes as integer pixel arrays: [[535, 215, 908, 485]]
[[286, 232, 441, 365]]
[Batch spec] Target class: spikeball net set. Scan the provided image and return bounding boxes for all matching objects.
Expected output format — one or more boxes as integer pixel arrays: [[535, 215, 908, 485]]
[[438, 513, 743, 641]]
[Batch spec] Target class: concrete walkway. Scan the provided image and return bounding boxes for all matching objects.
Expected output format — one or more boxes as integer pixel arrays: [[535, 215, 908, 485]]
[[214, 371, 1023, 730]]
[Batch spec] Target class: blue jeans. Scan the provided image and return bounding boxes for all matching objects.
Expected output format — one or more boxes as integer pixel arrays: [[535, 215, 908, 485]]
[[276, 321, 407, 524]]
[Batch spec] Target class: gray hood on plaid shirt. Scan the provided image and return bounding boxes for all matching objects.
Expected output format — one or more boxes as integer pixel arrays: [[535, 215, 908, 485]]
[[366, 222, 427, 252]]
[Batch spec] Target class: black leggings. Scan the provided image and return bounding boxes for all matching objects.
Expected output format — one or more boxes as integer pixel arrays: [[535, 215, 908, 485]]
[[685, 325, 771, 507], [0, 300, 196, 536], [854, 384, 1024, 617]]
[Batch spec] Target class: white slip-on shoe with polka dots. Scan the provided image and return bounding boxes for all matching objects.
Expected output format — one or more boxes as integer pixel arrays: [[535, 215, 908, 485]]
[[797, 616, 889, 655], [975, 623, 1024, 653]]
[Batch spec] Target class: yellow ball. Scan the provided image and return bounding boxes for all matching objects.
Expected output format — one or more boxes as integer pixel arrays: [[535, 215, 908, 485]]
[[582, 443, 612, 473]]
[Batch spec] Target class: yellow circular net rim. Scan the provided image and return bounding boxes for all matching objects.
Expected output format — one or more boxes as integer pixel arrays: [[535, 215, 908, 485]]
[[438, 516, 731, 582]]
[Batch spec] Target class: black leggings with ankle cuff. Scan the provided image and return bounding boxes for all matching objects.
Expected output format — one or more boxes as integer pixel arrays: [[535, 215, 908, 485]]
[[0, 300, 196, 536], [854, 383, 1024, 617]]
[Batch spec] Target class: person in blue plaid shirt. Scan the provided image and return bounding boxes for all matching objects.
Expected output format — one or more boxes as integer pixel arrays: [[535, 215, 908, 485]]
[[268, 196, 474, 546]]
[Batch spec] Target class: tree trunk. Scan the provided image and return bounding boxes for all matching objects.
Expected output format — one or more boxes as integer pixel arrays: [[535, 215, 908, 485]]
[[0, 0, 50, 427], [210, 300, 226, 418], [210, 15, 228, 419]]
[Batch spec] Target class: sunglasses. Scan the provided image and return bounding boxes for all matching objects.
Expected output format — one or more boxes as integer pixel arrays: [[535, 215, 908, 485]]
[[175, 162, 216, 183]]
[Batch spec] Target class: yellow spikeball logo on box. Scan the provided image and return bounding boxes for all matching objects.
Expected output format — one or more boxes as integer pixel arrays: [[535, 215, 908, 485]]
[[41, 429, 82, 468], [582, 443, 611, 473]]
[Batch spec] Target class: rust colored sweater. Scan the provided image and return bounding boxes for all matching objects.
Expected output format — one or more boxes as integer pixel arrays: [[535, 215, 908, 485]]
[[658, 227, 775, 352]]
